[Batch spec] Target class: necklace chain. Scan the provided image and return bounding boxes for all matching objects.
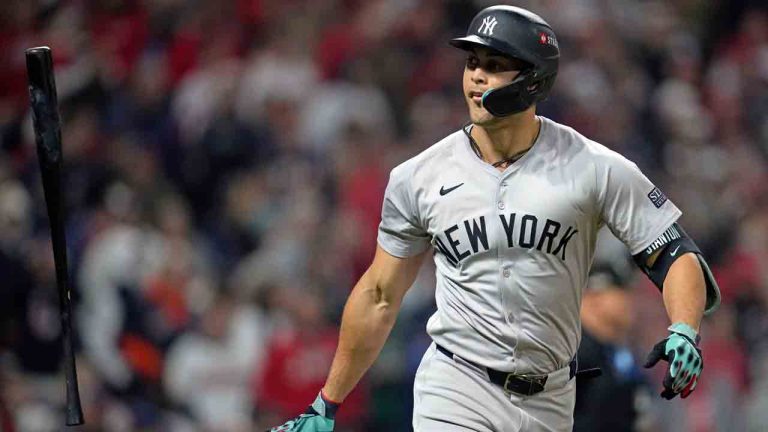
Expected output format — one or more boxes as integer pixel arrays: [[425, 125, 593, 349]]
[[462, 123, 532, 169]]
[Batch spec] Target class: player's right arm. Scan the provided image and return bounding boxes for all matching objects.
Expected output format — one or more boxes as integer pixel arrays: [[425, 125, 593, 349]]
[[267, 161, 431, 431], [323, 159, 430, 402], [322, 244, 427, 402], [265, 246, 426, 432]]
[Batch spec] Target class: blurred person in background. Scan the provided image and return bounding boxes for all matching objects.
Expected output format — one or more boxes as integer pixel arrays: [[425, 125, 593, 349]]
[[77, 181, 163, 395], [0, 178, 34, 361], [164, 288, 267, 432], [0, 177, 31, 432], [254, 286, 368, 431], [78, 182, 213, 426], [0, 177, 71, 429], [574, 230, 655, 432]]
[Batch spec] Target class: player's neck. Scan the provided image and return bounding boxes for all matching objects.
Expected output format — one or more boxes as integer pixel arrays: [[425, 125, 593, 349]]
[[471, 112, 540, 169]]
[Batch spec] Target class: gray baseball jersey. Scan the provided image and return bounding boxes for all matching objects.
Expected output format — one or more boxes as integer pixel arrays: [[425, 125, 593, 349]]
[[378, 116, 681, 374]]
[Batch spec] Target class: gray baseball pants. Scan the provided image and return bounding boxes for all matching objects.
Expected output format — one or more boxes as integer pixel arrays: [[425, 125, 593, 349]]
[[413, 343, 576, 432]]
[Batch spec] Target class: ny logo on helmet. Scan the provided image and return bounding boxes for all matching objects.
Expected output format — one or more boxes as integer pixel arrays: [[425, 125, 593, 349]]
[[478, 16, 498, 36]]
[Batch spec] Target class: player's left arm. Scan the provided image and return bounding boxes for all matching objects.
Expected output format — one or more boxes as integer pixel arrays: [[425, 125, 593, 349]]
[[658, 252, 705, 332], [594, 151, 720, 400], [633, 223, 721, 399], [633, 222, 720, 317]]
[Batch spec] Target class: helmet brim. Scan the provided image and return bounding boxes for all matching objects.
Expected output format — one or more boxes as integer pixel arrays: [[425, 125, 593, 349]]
[[450, 36, 536, 72], [449, 35, 529, 63]]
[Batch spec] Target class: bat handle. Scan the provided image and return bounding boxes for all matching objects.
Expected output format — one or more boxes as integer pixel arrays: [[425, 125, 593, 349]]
[[63, 320, 83, 425]]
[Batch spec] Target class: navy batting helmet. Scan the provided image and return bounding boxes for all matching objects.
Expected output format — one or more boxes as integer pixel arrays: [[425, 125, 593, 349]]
[[450, 5, 560, 117]]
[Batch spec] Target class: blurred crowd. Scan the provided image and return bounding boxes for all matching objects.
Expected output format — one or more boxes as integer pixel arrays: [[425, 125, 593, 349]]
[[0, 0, 766, 431]]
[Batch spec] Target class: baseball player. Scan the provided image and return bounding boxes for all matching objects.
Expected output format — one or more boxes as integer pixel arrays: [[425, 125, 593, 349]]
[[268, 5, 721, 432]]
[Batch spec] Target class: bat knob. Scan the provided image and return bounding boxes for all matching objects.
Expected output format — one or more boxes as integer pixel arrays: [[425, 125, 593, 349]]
[[67, 407, 85, 426]]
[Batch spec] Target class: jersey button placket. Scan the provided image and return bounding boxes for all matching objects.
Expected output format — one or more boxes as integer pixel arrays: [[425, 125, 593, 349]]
[[501, 260, 518, 359], [498, 179, 517, 359], [498, 179, 507, 210], [501, 267, 516, 325]]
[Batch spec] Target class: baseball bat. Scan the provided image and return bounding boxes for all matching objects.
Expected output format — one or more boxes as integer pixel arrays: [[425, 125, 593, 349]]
[[25, 46, 85, 426]]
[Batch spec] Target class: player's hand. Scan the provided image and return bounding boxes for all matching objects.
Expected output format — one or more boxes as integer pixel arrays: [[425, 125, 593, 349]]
[[643, 322, 703, 400], [266, 391, 339, 432]]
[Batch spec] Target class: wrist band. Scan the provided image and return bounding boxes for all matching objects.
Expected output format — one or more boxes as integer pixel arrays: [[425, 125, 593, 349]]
[[668, 322, 700, 345], [320, 389, 342, 406]]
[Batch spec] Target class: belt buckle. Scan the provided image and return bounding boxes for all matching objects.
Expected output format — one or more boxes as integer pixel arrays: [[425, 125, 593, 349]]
[[503, 373, 548, 396]]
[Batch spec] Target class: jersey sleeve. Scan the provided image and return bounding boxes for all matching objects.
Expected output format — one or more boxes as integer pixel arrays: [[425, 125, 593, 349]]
[[596, 153, 682, 255], [377, 164, 431, 258]]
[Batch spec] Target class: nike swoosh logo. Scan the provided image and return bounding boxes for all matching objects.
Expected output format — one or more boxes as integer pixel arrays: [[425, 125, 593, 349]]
[[440, 183, 464, 196], [670, 245, 681, 256]]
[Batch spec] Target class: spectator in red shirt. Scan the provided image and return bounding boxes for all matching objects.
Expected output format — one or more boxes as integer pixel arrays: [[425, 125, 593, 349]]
[[254, 288, 368, 430]]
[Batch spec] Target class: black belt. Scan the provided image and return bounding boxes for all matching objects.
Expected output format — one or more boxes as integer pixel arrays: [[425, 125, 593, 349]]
[[435, 344, 599, 396]]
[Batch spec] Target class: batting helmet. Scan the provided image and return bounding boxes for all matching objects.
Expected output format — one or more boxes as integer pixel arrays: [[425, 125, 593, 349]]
[[450, 5, 559, 117]]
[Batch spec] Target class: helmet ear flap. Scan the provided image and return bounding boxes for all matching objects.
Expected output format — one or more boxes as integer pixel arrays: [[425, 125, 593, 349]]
[[481, 69, 539, 117], [522, 68, 554, 98], [532, 73, 557, 101]]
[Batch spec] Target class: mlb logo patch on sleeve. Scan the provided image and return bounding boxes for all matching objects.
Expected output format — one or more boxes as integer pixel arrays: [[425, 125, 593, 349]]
[[648, 187, 668, 208]]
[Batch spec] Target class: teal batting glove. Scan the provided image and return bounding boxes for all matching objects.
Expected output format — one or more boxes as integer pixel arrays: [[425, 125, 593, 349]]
[[267, 391, 339, 432], [644, 322, 703, 399]]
